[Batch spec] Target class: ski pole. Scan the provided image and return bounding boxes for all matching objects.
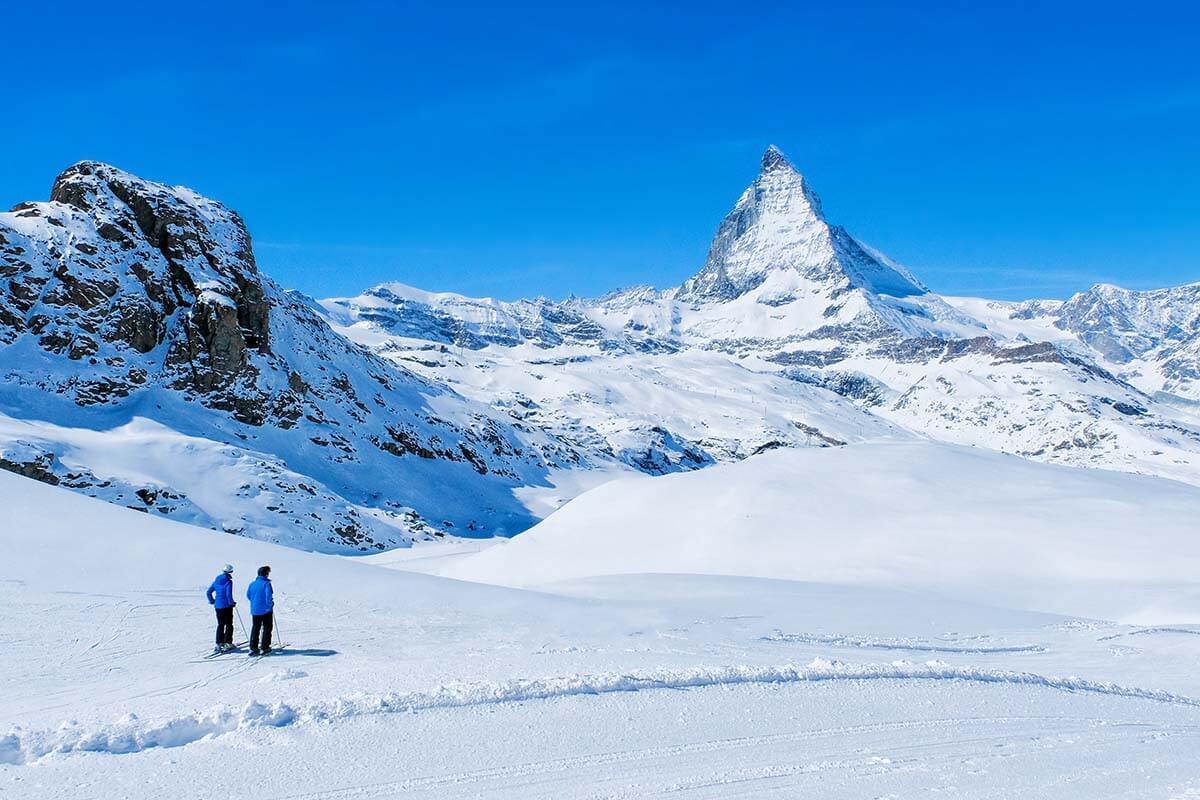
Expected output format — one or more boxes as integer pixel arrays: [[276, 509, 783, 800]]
[[272, 611, 284, 649], [236, 606, 250, 643]]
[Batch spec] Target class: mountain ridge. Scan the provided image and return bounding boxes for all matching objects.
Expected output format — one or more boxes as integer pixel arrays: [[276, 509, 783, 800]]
[[324, 147, 1200, 489], [2, 150, 1199, 552]]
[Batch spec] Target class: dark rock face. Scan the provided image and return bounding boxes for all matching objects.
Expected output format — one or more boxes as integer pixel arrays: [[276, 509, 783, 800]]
[[0, 452, 61, 485], [58, 162, 270, 397], [767, 348, 851, 368], [782, 368, 888, 405], [1, 162, 273, 408]]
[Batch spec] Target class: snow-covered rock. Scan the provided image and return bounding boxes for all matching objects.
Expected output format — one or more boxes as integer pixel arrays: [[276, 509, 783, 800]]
[[951, 282, 1200, 401], [0, 163, 576, 551], [677, 144, 927, 304]]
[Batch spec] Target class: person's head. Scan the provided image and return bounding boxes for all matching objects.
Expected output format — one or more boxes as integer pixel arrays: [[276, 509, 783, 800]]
[[222, 564, 234, 575], [257, 565, 271, 578]]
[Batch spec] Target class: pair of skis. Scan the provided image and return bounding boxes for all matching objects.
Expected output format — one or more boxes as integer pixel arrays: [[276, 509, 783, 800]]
[[247, 645, 287, 658], [202, 612, 288, 659], [202, 641, 249, 659], [200, 642, 288, 659]]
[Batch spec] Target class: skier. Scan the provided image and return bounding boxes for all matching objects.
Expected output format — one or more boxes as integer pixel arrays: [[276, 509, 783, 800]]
[[205, 564, 236, 651], [247, 565, 275, 655]]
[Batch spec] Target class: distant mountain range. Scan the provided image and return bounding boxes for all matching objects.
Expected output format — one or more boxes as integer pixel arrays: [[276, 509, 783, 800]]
[[3, 149, 1198, 551]]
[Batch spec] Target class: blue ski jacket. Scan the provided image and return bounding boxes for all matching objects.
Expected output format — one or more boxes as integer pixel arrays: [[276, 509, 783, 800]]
[[247, 576, 274, 616], [206, 573, 234, 609]]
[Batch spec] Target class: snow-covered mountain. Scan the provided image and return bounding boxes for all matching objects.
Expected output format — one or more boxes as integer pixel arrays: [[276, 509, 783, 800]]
[[948, 282, 1200, 402], [0, 163, 584, 551], [5, 155, 1200, 797], [323, 147, 1200, 488], [3, 151, 1199, 550]]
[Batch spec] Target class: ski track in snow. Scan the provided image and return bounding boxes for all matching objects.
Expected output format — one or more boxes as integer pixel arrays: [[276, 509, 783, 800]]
[[762, 631, 1047, 654], [261, 715, 1125, 800], [5, 658, 1198, 766], [1096, 626, 1200, 642]]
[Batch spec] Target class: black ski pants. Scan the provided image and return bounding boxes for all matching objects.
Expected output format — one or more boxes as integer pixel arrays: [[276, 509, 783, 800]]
[[250, 612, 274, 652], [215, 606, 234, 646]]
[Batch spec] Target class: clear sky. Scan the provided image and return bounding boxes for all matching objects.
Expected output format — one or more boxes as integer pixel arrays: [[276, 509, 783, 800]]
[[2, 1, 1197, 301]]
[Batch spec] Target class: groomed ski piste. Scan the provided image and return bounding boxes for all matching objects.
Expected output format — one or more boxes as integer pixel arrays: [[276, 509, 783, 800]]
[[5, 441, 1200, 798]]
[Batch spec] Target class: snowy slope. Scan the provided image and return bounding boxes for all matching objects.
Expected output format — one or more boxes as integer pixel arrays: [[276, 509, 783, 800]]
[[445, 441, 1200, 623], [6, 466, 1200, 797]]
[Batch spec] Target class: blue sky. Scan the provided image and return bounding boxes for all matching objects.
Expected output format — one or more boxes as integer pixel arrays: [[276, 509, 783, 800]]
[[2, 1, 1197, 301]]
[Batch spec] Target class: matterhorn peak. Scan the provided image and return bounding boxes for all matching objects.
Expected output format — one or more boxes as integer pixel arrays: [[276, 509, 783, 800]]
[[760, 144, 793, 173], [676, 146, 925, 303], [754, 145, 824, 222]]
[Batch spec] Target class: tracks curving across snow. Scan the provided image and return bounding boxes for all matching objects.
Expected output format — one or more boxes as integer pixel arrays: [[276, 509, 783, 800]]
[[5, 658, 1198, 765], [264, 715, 1119, 800]]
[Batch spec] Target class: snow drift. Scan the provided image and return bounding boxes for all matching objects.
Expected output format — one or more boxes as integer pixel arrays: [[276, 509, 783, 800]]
[[445, 441, 1200, 623]]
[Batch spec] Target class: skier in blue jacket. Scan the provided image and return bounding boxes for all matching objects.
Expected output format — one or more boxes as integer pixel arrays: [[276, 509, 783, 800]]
[[247, 565, 275, 655], [205, 564, 237, 651]]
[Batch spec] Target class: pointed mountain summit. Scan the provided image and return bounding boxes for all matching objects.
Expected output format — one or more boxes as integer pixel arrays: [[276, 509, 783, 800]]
[[758, 144, 811, 183], [677, 146, 926, 302]]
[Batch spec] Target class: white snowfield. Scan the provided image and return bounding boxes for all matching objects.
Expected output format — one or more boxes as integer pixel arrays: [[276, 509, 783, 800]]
[[5, 450, 1200, 799], [446, 441, 1200, 623]]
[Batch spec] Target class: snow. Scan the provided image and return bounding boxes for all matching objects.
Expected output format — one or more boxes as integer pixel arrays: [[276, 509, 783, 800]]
[[5, 151, 1200, 797], [5, 450, 1200, 796], [309, 147, 1200, 505], [445, 441, 1200, 623], [0, 163, 586, 551], [195, 288, 236, 309], [11, 657, 1199, 765]]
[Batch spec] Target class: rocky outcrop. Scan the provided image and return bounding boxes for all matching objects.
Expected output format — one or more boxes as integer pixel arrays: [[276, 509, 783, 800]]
[[0, 162, 273, 410], [0, 162, 577, 552]]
